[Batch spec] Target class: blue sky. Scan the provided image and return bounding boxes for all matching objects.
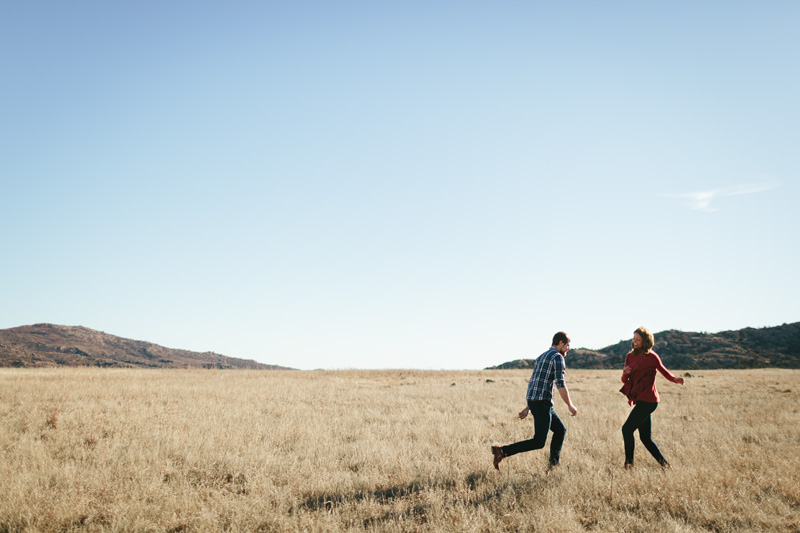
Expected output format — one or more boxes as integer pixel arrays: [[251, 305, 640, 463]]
[[2, 2, 798, 369]]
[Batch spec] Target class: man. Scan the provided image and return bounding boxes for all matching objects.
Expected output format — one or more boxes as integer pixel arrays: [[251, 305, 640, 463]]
[[492, 331, 578, 471]]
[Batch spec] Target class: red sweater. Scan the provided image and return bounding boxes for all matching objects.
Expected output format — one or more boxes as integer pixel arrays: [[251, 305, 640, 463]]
[[619, 349, 678, 405]]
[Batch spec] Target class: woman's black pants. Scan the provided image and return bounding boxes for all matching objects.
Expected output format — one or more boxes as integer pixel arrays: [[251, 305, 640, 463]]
[[621, 401, 668, 466]]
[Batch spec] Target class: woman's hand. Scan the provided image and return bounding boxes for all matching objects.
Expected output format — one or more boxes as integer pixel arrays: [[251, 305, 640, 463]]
[[622, 365, 632, 375], [675, 377, 685, 385]]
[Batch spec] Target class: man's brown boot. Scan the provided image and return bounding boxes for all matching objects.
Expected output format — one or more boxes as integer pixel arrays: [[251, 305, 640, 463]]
[[491, 446, 504, 471]]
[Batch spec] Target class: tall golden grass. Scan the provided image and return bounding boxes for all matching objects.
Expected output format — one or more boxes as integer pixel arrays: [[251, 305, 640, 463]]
[[1, 368, 798, 532]]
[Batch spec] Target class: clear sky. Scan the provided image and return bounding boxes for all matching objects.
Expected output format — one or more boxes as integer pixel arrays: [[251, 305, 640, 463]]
[[2, 2, 798, 370]]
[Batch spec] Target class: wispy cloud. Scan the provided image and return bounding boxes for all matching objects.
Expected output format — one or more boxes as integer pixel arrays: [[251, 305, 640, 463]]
[[663, 181, 781, 212]]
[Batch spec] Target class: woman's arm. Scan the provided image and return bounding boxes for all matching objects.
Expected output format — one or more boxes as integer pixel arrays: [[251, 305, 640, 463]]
[[621, 353, 632, 383], [654, 353, 684, 384]]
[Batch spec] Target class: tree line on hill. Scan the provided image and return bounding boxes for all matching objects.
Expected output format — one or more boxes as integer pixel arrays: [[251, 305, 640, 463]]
[[487, 322, 800, 370]]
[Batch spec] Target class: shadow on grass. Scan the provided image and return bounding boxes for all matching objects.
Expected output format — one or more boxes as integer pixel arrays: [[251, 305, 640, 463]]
[[295, 469, 551, 527], [465, 470, 550, 506], [300, 478, 456, 512]]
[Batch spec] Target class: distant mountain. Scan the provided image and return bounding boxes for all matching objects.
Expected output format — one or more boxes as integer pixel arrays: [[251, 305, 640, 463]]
[[0, 324, 292, 370], [487, 322, 800, 370]]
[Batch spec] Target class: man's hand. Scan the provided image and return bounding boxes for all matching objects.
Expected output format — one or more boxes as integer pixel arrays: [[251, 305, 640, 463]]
[[557, 386, 576, 416], [518, 406, 530, 420]]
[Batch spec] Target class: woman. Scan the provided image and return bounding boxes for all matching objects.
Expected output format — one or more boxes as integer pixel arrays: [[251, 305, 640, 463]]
[[619, 326, 684, 468]]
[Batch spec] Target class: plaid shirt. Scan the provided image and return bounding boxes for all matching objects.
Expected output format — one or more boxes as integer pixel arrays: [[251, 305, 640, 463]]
[[525, 347, 567, 404]]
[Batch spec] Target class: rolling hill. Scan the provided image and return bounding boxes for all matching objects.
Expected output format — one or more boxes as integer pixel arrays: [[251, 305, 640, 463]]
[[487, 322, 800, 370], [0, 323, 291, 369]]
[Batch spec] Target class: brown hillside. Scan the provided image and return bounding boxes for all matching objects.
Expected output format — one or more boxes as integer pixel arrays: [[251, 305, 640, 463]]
[[0, 324, 291, 369], [488, 322, 800, 370]]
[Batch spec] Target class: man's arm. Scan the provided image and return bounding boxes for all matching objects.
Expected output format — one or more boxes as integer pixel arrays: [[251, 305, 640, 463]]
[[553, 354, 576, 415], [557, 386, 578, 416]]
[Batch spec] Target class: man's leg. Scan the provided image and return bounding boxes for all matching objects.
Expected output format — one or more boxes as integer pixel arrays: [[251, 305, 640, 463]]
[[547, 407, 566, 466], [500, 400, 552, 457]]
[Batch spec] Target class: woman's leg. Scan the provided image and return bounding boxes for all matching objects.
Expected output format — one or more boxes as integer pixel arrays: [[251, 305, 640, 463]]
[[621, 402, 658, 465], [637, 407, 669, 465]]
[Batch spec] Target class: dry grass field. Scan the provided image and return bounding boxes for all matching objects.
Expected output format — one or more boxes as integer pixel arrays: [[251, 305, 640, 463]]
[[1, 368, 798, 532]]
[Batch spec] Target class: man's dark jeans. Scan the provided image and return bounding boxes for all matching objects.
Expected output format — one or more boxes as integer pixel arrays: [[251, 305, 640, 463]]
[[501, 400, 566, 465], [621, 400, 668, 465]]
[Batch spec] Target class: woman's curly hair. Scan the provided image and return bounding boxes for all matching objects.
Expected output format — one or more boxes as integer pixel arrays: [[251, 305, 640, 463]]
[[633, 326, 655, 354]]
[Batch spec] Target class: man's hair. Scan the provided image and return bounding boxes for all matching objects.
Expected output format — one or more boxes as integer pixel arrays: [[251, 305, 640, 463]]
[[552, 331, 570, 346], [633, 326, 655, 353]]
